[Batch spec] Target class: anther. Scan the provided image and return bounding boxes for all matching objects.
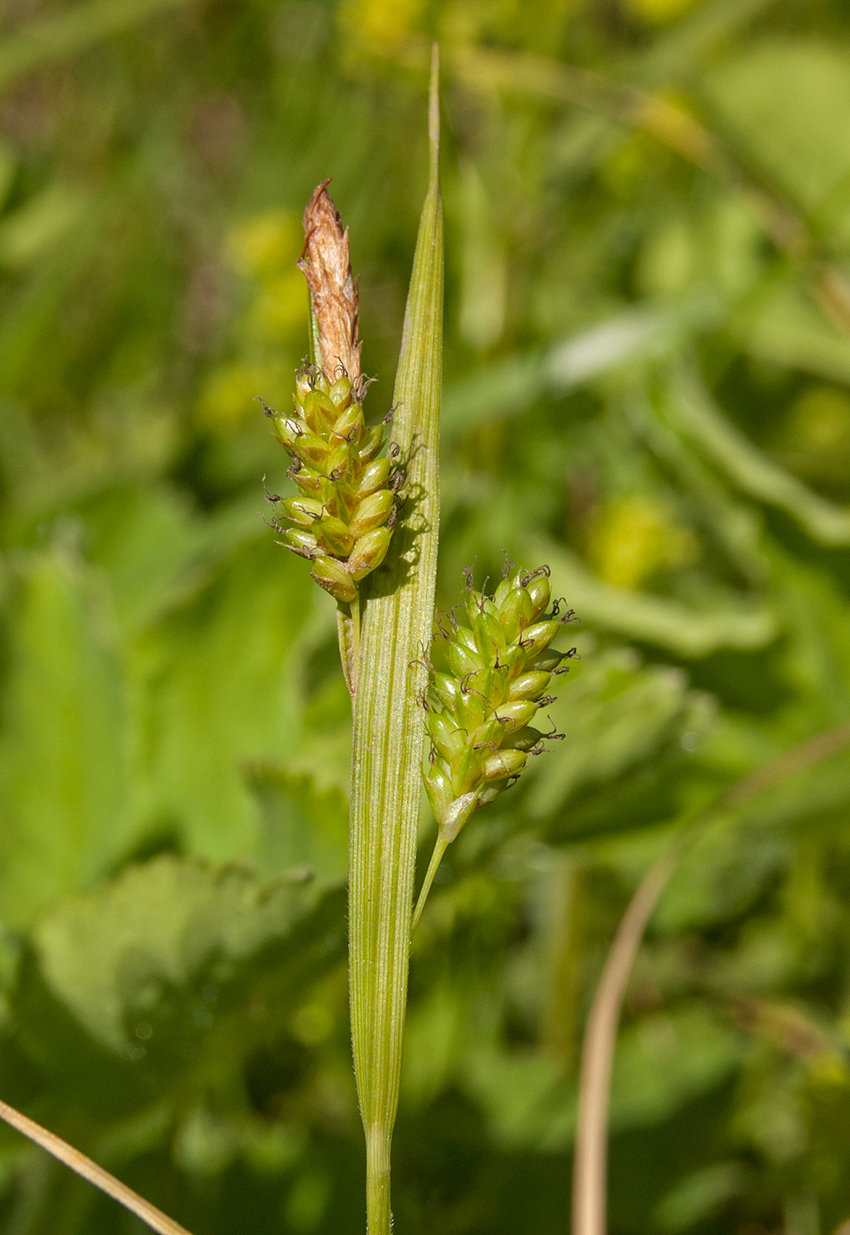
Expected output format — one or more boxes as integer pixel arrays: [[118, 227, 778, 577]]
[[435, 613, 453, 639], [352, 374, 376, 404], [256, 396, 278, 419]]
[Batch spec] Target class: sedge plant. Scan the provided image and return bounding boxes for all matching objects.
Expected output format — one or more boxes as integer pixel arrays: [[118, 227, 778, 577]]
[[272, 49, 575, 1234], [0, 46, 577, 1235]]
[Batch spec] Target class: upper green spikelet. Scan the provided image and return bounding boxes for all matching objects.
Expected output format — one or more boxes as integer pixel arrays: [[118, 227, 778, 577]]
[[263, 182, 401, 606], [422, 562, 578, 843], [263, 365, 399, 604]]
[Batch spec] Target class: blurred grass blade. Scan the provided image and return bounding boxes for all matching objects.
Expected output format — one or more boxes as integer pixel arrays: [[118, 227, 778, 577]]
[[526, 536, 777, 657], [0, 1098, 194, 1235], [0, 0, 191, 94], [668, 369, 850, 545], [348, 45, 443, 1235]]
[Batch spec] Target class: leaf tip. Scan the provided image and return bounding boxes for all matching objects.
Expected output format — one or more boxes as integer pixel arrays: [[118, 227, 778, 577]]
[[428, 43, 440, 182]]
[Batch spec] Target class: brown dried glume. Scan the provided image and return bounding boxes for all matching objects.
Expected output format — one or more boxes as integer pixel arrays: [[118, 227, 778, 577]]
[[297, 180, 362, 382]]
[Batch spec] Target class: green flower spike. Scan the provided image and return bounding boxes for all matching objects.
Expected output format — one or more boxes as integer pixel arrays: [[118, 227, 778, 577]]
[[263, 182, 402, 696], [413, 562, 578, 931], [264, 364, 399, 605]]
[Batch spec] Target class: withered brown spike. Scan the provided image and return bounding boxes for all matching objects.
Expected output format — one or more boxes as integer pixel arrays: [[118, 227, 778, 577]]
[[297, 180, 362, 383]]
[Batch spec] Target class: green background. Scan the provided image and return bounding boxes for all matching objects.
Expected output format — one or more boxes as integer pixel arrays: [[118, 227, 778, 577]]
[[0, 0, 850, 1232]]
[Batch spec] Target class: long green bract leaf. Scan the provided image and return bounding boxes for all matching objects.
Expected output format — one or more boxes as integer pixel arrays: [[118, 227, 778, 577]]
[[348, 48, 442, 1235]]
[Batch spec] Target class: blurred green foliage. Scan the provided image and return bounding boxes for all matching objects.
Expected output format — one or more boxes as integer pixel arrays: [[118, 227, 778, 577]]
[[0, 1, 850, 1233]]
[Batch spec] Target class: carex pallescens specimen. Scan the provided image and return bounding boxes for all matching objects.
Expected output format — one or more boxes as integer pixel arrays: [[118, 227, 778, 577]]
[[413, 562, 578, 929], [262, 182, 402, 694]]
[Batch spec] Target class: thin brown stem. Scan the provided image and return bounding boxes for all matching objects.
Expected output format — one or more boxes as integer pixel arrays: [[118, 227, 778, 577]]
[[572, 853, 676, 1235], [572, 717, 850, 1235], [0, 1098, 194, 1235]]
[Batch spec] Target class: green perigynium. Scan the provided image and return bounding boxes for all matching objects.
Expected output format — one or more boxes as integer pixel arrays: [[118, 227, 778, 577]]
[[422, 563, 578, 844], [263, 365, 400, 604]]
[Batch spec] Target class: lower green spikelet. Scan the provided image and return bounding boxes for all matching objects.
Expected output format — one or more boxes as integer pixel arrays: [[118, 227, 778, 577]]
[[413, 562, 578, 931]]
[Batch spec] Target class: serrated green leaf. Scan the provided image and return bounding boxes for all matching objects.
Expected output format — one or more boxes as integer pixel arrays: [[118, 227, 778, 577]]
[[525, 648, 715, 827], [34, 855, 321, 1053]]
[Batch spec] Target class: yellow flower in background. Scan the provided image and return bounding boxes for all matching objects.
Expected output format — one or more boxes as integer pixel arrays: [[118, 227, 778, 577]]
[[198, 211, 306, 432], [246, 269, 307, 344], [226, 210, 300, 281], [786, 386, 850, 453], [588, 495, 699, 590], [778, 385, 850, 484], [623, 0, 702, 25], [198, 360, 289, 432], [339, 0, 423, 50]]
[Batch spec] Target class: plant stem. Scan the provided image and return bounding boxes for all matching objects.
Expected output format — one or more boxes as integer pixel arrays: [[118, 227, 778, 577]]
[[410, 834, 447, 934], [365, 1123, 392, 1235], [572, 853, 676, 1235], [0, 1097, 194, 1235]]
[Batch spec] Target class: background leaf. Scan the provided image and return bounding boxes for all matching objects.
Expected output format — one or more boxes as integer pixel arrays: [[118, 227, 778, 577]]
[[0, 2, 849, 1233]]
